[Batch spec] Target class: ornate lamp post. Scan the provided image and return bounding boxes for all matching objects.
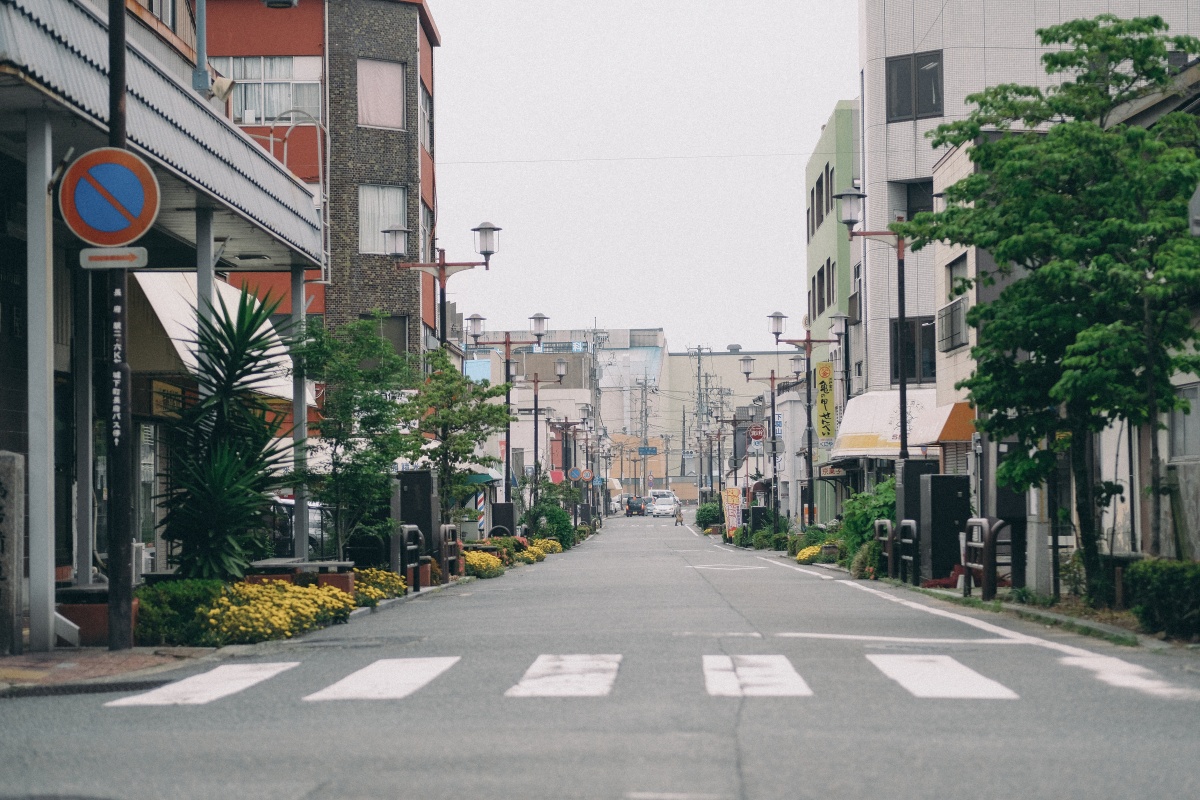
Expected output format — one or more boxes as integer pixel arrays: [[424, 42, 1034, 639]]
[[466, 312, 548, 502], [513, 356, 567, 506], [739, 353, 803, 523], [832, 183, 911, 460], [385, 221, 501, 345], [767, 312, 838, 527]]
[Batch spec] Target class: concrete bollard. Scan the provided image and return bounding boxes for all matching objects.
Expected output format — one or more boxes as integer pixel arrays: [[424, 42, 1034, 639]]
[[0, 451, 26, 655]]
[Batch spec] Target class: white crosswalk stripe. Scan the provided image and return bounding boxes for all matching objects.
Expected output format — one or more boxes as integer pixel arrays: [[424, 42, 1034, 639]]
[[504, 654, 623, 697], [703, 655, 812, 697], [866, 654, 1019, 699], [302, 657, 459, 702], [105, 662, 299, 707]]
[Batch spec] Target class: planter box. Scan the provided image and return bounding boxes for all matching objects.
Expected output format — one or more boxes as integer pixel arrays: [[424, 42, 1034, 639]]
[[405, 562, 431, 589], [820, 543, 840, 559], [245, 574, 294, 585], [56, 599, 139, 647], [317, 572, 355, 595]]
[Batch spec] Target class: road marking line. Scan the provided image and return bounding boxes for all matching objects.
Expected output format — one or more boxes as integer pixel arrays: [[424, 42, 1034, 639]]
[[774, 632, 1021, 645], [703, 655, 813, 697], [302, 657, 460, 702], [626, 792, 731, 799], [691, 564, 767, 571], [866, 654, 1018, 699], [505, 654, 622, 697], [673, 631, 763, 638], [684, 524, 700, 537], [757, 556, 835, 579], [105, 662, 298, 707], [843, 581, 1200, 700]]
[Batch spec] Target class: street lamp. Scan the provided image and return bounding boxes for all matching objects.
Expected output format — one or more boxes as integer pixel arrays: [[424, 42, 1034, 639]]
[[386, 221, 501, 345], [513, 356, 567, 506], [769, 313, 838, 528], [833, 182, 910, 460], [466, 312, 548, 503], [740, 354, 789, 522]]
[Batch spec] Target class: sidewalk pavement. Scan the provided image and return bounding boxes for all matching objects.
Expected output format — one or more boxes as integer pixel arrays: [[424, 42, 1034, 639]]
[[0, 580, 461, 696]]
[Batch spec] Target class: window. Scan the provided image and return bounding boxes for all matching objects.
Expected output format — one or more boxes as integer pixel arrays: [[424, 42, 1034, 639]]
[[827, 167, 835, 214], [357, 59, 406, 129], [810, 277, 817, 322], [826, 259, 836, 307], [814, 175, 825, 229], [937, 296, 967, 352], [886, 50, 943, 122], [817, 267, 826, 314], [946, 253, 968, 298], [358, 185, 407, 254], [890, 317, 937, 383], [419, 84, 433, 153], [143, 0, 176, 31], [209, 56, 321, 125], [907, 181, 934, 218], [361, 314, 409, 356], [1171, 384, 1200, 459], [420, 202, 434, 263]]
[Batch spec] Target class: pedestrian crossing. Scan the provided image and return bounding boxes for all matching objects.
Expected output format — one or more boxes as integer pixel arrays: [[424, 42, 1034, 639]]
[[104, 652, 1024, 707]]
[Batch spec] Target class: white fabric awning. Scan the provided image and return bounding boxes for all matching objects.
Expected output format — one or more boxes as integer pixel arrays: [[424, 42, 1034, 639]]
[[909, 401, 976, 446], [133, 273, 307, 403], [830, 388, 939, 460]]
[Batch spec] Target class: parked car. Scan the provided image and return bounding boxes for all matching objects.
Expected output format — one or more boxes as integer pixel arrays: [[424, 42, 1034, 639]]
[[625, 497, 647, 516], [651, 497, 676, 517]]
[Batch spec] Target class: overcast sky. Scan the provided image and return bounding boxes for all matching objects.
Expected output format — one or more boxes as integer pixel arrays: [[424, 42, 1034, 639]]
[[430, 1, 860, 353]]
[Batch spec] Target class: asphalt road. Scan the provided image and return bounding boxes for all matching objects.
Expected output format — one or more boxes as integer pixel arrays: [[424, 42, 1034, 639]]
[[3, 513, 1199, 800]]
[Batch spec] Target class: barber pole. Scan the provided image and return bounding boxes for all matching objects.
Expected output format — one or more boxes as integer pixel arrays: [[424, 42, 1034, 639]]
[[476, 491, 485, 534]]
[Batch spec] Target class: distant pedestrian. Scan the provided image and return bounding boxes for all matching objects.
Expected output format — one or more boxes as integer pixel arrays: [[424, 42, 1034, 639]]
[[675, 507, 684, 526]]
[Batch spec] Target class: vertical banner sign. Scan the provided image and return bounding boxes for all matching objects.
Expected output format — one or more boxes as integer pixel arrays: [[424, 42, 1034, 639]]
[[816, 362, 835, 440], [722, 487, 742, 533]]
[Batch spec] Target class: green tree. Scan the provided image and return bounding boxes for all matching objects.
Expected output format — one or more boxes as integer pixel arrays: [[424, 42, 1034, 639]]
[[159, 290, 292, 580], [298, 315, 419, 558], [400, 347, 512, 523], [898, 15, 1200, 598]]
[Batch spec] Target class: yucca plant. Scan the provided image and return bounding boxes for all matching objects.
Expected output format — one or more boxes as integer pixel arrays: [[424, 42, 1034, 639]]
[[159, 289, 294, 580]]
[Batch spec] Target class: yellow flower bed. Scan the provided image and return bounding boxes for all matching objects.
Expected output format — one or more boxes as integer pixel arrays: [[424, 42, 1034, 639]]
[[353, 567, 408, 598], [514, 550, 539, 565], [796, 545, 822, 564], [205, 580, 355, 645], [354, 584, 388, 607], [526, 546, 546, 562], [464, 550, 505, 578], [532, 538, 562, 554]]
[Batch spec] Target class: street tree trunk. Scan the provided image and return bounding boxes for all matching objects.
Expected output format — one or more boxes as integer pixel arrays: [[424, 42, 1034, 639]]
[[1069, 427, 1105, 603]]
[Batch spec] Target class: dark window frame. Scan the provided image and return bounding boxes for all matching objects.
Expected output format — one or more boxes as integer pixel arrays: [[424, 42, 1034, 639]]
[[886, 50, 943, 123], [890, 316, 937, 383]]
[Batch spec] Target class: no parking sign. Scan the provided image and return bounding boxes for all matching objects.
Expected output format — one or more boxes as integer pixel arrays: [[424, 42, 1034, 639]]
[[59, 148, 160, 248]]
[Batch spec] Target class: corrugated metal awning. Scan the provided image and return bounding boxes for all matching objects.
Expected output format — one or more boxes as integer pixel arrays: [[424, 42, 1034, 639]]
[[0, 0, 322, 269]]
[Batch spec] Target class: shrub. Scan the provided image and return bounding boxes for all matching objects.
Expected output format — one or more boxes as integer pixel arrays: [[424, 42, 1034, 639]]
[[850, 540, 883, 579], [202, 581, 355, 645], [526, 546, 546, 561], [734, 526, 752, 548], [464, 550, 505, 579], [770, 531, 789, 551], [796, 545, 821, 564], [695, 502, 724, 529], [1126, 558, 1200, 638], [355, 584, 388, 607], [487, 537, 519, 565], [353, 567, 408, 598], [523, 503, 574, 550], [135, 579, 226, 646], [514, 549, 539, 565], [840, 476, 895, 559], [532, 538, 562, 554]]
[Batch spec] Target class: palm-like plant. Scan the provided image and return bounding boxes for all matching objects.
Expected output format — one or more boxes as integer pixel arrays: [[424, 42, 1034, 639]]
[[159, 290, 294, 580]]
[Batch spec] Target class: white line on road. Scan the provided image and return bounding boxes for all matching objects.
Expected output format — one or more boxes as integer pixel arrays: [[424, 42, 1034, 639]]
[[840, 580, 1200, 700], [691, 564, 767, 571], [684, 524, 700, 537], [703, 655, 813, 697], [626, 793, 731, 799], [505, 654, 623, 697], [105, 662, 299, 707], [866, 654, 1018, 699], [302, 657, 460, 702], [774, 632, 1022, 645], [673, 631, 763, 638], [757, 556, 835, 579]]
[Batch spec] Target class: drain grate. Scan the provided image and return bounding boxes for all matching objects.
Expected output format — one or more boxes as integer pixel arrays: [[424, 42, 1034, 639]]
[[0, 679, 171, 700]]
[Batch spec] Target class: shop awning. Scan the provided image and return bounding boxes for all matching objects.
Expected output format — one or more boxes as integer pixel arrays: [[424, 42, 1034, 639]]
[[909, 402, 976, 446], [132, 273, 305, 403], [465, 468, 503, 485], [830, 388, 939, 461]]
